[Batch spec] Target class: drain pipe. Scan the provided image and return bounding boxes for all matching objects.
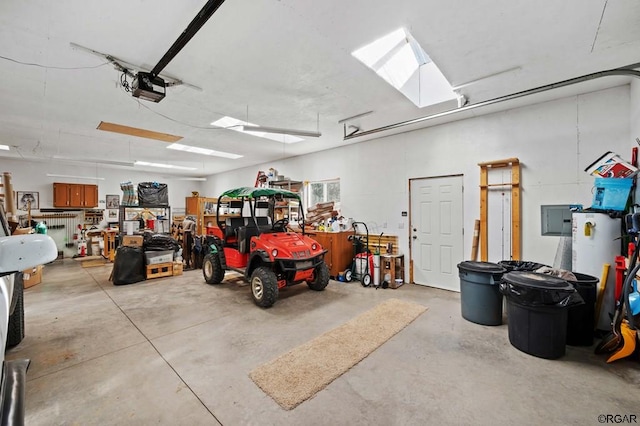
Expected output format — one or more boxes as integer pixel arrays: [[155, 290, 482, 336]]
[[343, 64, 640, 141]]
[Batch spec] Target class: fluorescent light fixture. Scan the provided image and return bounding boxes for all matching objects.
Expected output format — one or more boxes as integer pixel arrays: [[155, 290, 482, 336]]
[[53, 155, 135, 167], [46, 173, 105, 181], [0, 144, 9, 151], [135, 161, 197, 170], [211, 116, 307, 143], [240, 125, 321, 138], [176, 177, 207, 181], [166, 143, 242, 159]]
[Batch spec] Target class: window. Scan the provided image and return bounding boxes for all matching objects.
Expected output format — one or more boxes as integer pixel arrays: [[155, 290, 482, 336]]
[[306, 179, 340, 210]]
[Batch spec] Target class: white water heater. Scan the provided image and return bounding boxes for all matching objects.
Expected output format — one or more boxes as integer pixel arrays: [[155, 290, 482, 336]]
[[572, 212, 621, 331]]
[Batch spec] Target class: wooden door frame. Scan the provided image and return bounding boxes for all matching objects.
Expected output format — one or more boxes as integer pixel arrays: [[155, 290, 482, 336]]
[[408, 174, 464, 284]]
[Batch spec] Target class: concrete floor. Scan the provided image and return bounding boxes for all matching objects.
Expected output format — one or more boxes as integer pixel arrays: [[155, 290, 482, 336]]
[[7, 260, 640, 425]]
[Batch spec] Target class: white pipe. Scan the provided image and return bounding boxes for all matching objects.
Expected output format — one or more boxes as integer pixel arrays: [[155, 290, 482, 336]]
[[344, 65, 640, 141]]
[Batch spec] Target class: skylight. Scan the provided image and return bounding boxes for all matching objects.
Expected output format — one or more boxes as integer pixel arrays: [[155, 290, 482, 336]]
[[352, 28, 456, 108], [167, 143, 243, 160], [211, 116, 304, 144]]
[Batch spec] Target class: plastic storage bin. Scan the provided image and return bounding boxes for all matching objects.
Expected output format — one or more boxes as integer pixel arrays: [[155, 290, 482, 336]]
[[591, 178, 633, 211], [457, 261, 506, 326], [145, 250, 174, 265]]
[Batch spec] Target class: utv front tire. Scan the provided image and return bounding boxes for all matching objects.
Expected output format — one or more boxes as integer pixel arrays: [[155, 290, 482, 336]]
[[203, 253, 225, 284], [7, 272, 25, 348], [251, 267, 278, 308], [308, 262, 330, 291]]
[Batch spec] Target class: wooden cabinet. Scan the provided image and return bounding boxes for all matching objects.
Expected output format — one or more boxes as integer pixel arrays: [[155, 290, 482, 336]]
[[306, 230, 353, 278], [53, 183, 98, 208], [185, 196, 218, 235]]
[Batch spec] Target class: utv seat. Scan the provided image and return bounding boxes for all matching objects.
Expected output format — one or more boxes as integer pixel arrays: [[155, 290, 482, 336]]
[[237, 225, 262, 254], [224, 217, 244, 247]]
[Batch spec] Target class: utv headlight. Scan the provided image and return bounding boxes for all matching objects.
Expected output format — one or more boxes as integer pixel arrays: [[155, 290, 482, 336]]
[[311, 243, 318, 250], [271, 249, 278, 257]]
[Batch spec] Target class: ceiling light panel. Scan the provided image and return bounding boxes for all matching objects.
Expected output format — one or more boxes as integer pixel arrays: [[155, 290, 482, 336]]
[[211, 116, 304, 144], [167, 143, 243, 159], [134, 161, 196, 170], [97, 121, 183, 142], [0, 145, 9, 151], [46, 174, 105, 181]]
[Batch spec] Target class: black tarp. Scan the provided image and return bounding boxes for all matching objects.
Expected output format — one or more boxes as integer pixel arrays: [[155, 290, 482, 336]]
[[112, 246, 146, 285], [138, 182, 168, 206]]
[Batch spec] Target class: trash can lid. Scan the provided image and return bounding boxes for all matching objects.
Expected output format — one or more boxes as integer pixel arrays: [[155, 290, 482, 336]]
[[457, 261, 505, 274], [502, 271, 574, 290]]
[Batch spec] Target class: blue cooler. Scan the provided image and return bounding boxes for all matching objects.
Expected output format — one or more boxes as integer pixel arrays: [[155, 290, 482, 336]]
[[592, 178, 633, 211]]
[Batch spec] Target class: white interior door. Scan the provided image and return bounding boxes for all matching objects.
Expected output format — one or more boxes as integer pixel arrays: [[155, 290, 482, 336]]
[[410, 176, 464, 292]]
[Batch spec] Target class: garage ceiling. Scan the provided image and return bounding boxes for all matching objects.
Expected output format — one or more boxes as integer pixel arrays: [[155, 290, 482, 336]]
[[1, 0, 639, 177]]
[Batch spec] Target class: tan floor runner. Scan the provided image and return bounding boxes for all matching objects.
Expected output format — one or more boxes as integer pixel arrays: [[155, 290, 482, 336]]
[[249, 298, 428, 410]]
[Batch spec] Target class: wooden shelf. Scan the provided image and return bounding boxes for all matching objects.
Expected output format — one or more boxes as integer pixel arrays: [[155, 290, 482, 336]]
[[269, 179, 301, 221], [185, 196, 217, 235]]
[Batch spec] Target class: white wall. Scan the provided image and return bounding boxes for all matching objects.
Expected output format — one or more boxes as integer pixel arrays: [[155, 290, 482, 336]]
[[1, 158, 203, 256], [203, 85, 631, 271]]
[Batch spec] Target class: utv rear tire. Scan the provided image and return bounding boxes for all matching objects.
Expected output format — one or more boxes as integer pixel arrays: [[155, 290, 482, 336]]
[[308, 262, 330, 291], [251, 267, 278, 308], [203, 253, 225, 284], [7, 273, 25, 348]]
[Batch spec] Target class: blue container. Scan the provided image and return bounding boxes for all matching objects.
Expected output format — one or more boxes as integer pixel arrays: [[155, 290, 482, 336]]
[[592, 178, 633, 211], [457, 261, 506, 325]]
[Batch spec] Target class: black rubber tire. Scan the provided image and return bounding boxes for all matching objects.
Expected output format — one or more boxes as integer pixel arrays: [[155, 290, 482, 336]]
[[203, 253, 225, 284], [250, 267, 278, 308], [7, 273, 25, 348], [344, 269, 353, 282], [361, 273, 372, 287], [308, 262, 330, 291]]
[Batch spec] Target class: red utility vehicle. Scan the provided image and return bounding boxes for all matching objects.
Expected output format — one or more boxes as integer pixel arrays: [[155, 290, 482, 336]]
[[203, 187, 329, 308]]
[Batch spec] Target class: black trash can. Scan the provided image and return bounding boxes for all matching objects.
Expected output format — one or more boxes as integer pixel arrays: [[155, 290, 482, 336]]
[[500, 272, 584, 359], [498, 260, 550, 273], [565, 272, 599, 346], [457, 261, 506, 326]]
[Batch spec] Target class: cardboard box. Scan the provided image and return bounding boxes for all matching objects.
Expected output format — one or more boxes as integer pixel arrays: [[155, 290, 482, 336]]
[[585, 151, 638, 178], [23, 265, 43, 288], [173, 262, 183, 276], [122, 235, 144, 247]]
